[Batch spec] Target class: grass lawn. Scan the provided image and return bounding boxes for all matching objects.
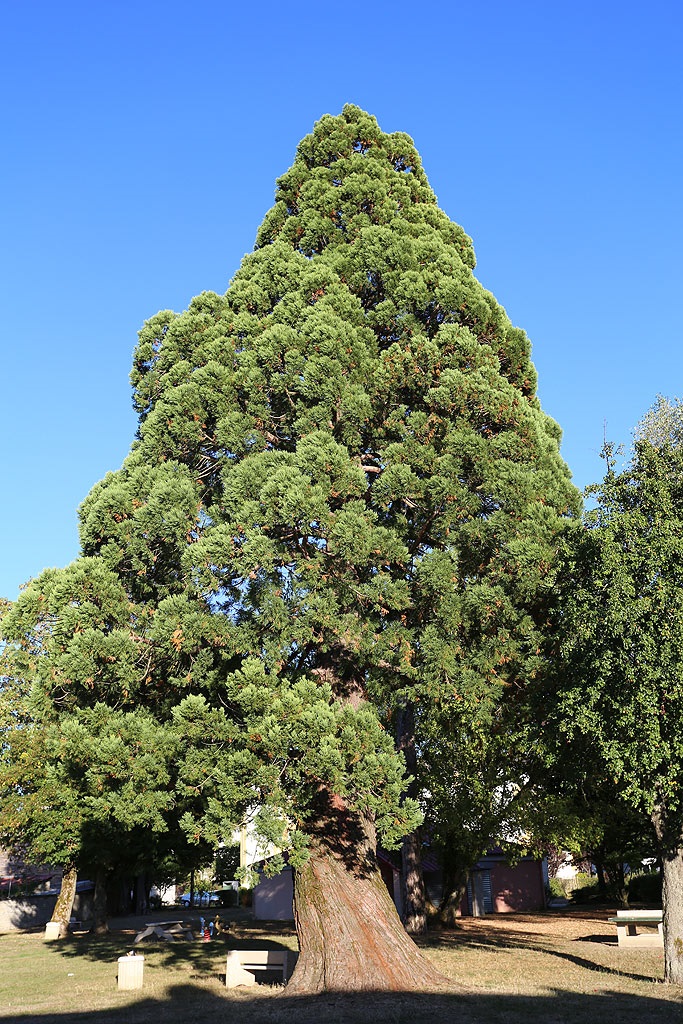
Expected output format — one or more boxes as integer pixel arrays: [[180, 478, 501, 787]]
[[1, 907, 683, 1023]]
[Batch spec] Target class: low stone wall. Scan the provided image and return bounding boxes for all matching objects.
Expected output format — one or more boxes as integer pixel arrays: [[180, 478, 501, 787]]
[[0, 894, 57, 932], [0, 892, 94, 932]]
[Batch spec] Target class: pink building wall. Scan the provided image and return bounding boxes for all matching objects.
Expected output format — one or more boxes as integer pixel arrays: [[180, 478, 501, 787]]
[[458, 853, 547, 916], [489, 858, 545, 913]]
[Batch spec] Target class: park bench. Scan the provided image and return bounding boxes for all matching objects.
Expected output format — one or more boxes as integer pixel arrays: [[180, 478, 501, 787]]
[[225, 949, 297, 987], [608, 909, 663, 948]]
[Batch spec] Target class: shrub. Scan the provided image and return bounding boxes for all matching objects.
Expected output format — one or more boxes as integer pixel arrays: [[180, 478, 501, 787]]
[[568, 873, 600, 903], [548, 878, 568, 898]]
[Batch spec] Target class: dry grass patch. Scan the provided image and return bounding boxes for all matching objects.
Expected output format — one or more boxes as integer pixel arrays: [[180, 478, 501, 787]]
[[1, 909, 683, 1024]]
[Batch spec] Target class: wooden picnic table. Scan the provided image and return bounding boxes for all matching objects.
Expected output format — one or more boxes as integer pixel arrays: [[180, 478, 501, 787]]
[[134, 920, 193, 943]]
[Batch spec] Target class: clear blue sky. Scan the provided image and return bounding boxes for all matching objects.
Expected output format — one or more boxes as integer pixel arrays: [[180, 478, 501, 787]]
[[2, 0, 681, 601]]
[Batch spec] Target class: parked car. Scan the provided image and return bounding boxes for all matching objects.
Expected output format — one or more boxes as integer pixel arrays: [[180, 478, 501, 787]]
[[178, 890, 219, 906]]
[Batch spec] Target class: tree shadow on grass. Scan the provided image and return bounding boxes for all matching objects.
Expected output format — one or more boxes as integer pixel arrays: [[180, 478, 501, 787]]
[[424, 925, 662, 985], [6, 982, 683, 1024], [541, 946, 660, 985], [38, 928, 297, 988], [576, 932, 617, 943]]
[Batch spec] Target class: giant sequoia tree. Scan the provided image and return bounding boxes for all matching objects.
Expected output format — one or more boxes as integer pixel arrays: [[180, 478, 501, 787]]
[[1, 106, 577, 992]]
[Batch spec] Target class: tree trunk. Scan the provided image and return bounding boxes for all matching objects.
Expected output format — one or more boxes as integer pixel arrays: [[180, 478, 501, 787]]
[[652, 803, 683, 984], [401, 829, 428, 934], [51, 864, 77, 938], [438, 887, 464, 927], [594, 857, 607, 896], [120, 876, 134, 914], [287, 793, 449, 994], [661, 847, 683, 984], [437, 858, 468, 928], [134, 872, 148, 916], [395, 704, 428, 935], [616, 861, 628, 907], [92, 867, 109, 934]]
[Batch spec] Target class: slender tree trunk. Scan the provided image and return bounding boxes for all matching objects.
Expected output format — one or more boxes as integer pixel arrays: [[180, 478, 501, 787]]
[[51, 864, 77, 938], [661, 848, 683, 984], [594, 857, 607, 896], [395, 704, 428, 935], [616, 861, 628, 907], [401, 829, 428, 934], [286, 792, 449, 994], [652, 803, 683, 984], [93, 867, 109, 934], [438, 857, 468, 928], [134, 872, 148, 916], [121, 876, 133, 914], [438, 889, 465, 927]]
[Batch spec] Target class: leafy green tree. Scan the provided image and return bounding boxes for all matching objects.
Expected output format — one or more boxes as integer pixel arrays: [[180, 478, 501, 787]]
[[0, 642, 79, 933], [416, 720, 645, 923], [557, 406, 683, 982], [1, 106, 577, 991], [634, 394, 683, 450], [533, 765, 658, 903], [0, 623, 219, 931], [565, 788, 657, 902], [0, 639, 186, 932], [418, 725, 547, 924]]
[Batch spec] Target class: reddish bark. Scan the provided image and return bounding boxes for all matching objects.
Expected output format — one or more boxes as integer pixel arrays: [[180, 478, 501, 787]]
[[287, 793, 449, 994]]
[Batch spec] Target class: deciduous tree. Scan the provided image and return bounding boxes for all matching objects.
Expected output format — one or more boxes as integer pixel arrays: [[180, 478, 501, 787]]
[[557, 402, 683, 981]]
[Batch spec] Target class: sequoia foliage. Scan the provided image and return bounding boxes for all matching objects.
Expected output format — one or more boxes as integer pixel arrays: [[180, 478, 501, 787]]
[[1, 106, 578, 987]]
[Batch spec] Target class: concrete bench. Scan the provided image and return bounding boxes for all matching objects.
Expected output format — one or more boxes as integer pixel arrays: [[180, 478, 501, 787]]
[[225, 949, 297, 987], [608, 909, 663, 948]]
